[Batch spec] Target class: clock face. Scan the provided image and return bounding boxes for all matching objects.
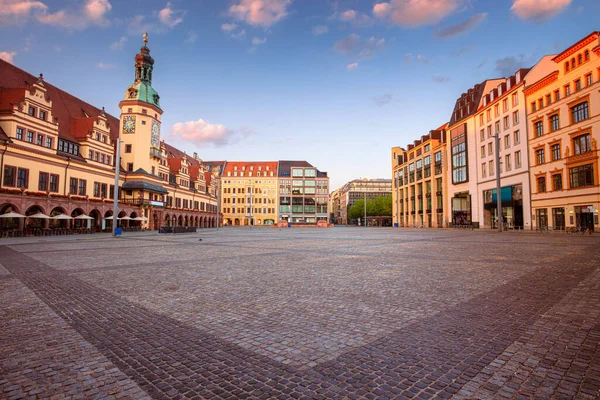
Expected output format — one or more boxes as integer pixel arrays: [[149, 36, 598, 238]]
[[123, 116, 135, 134]]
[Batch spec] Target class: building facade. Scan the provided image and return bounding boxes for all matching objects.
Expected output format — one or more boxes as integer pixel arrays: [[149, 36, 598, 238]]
[[474, 69, 533, 229], [220, 161, 278, 226], [446, 79, 504, 228], [392, 127, 447, 228], [278, 161, 329, 223], [0, 36, 218, 231], [333, 178, 392, 225], [525, 32, 600, 231]]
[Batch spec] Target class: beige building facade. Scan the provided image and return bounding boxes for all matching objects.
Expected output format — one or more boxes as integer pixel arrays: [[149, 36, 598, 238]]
[[525, 32, 600, 231], [0, 36, 218, 233], [392, 127, 448, 228]]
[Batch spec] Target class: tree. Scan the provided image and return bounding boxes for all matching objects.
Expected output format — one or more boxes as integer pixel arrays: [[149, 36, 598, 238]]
[[347, 195, 393, 221]]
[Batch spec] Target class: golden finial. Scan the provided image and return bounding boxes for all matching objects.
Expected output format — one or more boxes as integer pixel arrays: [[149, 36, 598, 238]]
[[143, 32, 148, 45]]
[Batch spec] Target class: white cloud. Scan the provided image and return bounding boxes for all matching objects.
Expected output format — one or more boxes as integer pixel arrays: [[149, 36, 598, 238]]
[[312, 25, 328, 35], [347, 62, 358, 71], [0, 0, 48, 25], [511, 0, 571, 21], [110, 36, 127, 50], [185, 30, 198, 44], [339, 9, 372, 26], [373, 0, 463, 27], [334, 34, 385, 60], [340, 9, 356, 21], [158, 1, 185, 28], [125, 15, 157, 36], [96, 62, 116, 69], [37, 0, 112, 30], [251, 36, 267, 45], [0, 51, 16, 64], [228, 0, 291, 28], [171, 119, 246, 147], [221, 22, 246, 39], [221, 22, 238, 32], [434, 13, 487, 38]]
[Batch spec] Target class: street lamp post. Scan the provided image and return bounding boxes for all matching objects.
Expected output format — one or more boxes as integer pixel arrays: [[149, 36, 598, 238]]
[[494, 132, 503, 233], [112, 139, 122, 237], [364, 190, 367, 227]]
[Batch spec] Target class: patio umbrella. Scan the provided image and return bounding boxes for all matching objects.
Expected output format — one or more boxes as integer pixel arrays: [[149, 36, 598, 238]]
[[0, 211, 26, 218], [118, 216, 133, 220], [132, 217, 147, 221], [74, 214, 94, 220], [51, 214, 73, 220], [28, 212, 51, 219]]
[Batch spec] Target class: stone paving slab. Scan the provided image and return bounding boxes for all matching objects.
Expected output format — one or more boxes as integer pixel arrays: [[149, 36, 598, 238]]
[[1, 228, 599, 399]]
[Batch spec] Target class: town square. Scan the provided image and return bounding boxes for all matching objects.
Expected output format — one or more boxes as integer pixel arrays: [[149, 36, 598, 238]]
[[1, 228, 599, 399], [2, 0, 600, 398]]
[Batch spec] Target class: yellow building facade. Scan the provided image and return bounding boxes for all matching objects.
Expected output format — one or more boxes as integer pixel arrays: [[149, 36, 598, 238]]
[[220, 161, 279, 226], [0, 37, 218, 232], [392, 127, 448, 228], [525, 32, 600, 231]]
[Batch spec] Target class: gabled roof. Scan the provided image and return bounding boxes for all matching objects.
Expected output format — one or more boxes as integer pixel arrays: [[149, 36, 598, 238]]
[[162, 141, 201, 166], [0, 59, 119, 143]]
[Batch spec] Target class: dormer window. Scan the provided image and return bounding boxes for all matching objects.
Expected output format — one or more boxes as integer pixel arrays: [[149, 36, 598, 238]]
[[28, 106, 36, 117], [39, 110, 47, 120]]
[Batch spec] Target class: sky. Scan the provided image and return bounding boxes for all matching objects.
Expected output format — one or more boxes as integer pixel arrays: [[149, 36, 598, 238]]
[[1, 0, 599, 190]]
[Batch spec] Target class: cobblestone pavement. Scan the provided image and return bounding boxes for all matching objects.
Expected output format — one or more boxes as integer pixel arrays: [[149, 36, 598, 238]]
[[1, 228, 599, 399]]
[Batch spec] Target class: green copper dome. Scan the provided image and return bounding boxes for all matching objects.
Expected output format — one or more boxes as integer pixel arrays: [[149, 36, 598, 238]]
[[124, 38, 161, 110], [124, 82, 161, 109]]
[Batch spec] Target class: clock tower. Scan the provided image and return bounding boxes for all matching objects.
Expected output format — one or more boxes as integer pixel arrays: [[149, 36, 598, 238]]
[[119, 33, 163, 175]]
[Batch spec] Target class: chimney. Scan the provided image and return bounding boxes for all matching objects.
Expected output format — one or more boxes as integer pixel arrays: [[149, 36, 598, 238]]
[[193, 152, 198, 159]]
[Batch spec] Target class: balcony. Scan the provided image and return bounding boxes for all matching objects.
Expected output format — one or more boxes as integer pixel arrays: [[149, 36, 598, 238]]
[[121, 197, 165, 208], [150, 147, 163, 159]]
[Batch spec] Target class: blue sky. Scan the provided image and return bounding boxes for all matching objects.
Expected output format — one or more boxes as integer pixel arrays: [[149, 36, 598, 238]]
[[1, 0, 599, 189]]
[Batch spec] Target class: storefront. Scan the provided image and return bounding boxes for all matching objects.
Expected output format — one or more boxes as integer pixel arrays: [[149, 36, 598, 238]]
[[451, 192, 471, 227], [483, 184, 524, 229]]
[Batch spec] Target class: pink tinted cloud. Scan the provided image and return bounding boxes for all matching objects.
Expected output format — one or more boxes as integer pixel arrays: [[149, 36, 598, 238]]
[[0, 0, 48, 24], [37, 0, 111, 29], [373, 0, 462, 27], [511, 0, 571, 21], [228, 0, 291, 28]]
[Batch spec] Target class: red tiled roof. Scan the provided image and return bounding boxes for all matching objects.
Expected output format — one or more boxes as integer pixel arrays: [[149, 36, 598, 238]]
[[223, 161, 278, 174], [162, 141, 201, 166], [0, 59, 119, 142], [0, 87, 26, 111], [0, 125, 10, 141]]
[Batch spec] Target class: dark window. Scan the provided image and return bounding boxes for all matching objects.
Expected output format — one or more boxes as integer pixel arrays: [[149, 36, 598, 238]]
[[38, 172, 49, 191], [36, 134, 43, 145], [28, 106, 36, 116], [17, 168, 28, 188], [100, 184, 107, 198], [537, 176, 546, 193], [39, 110, 46, 120], [125, 144, 132, 153], [3, 166, 16, 187], [15, 127, 23, 140], [553, 174, 562, 191], [26, 131, 34, 142], [571, 102, 589, 123], [534, 121, 543, 137], [575, 79, 581, 91], [69, 178, 77, 195], [94, 182, 100, 197], [78, 179, 86, 196], [569, 164, 594, 188], [46, 137, 52, 148], [49, 174, 59, 192], [550, 114, 559, 131], [127, 163, 133, 172], [451, 141, 467, 184], [551, 144, 561, 161], [536, 149, 545, 165], [573, 134, 591, 155]]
